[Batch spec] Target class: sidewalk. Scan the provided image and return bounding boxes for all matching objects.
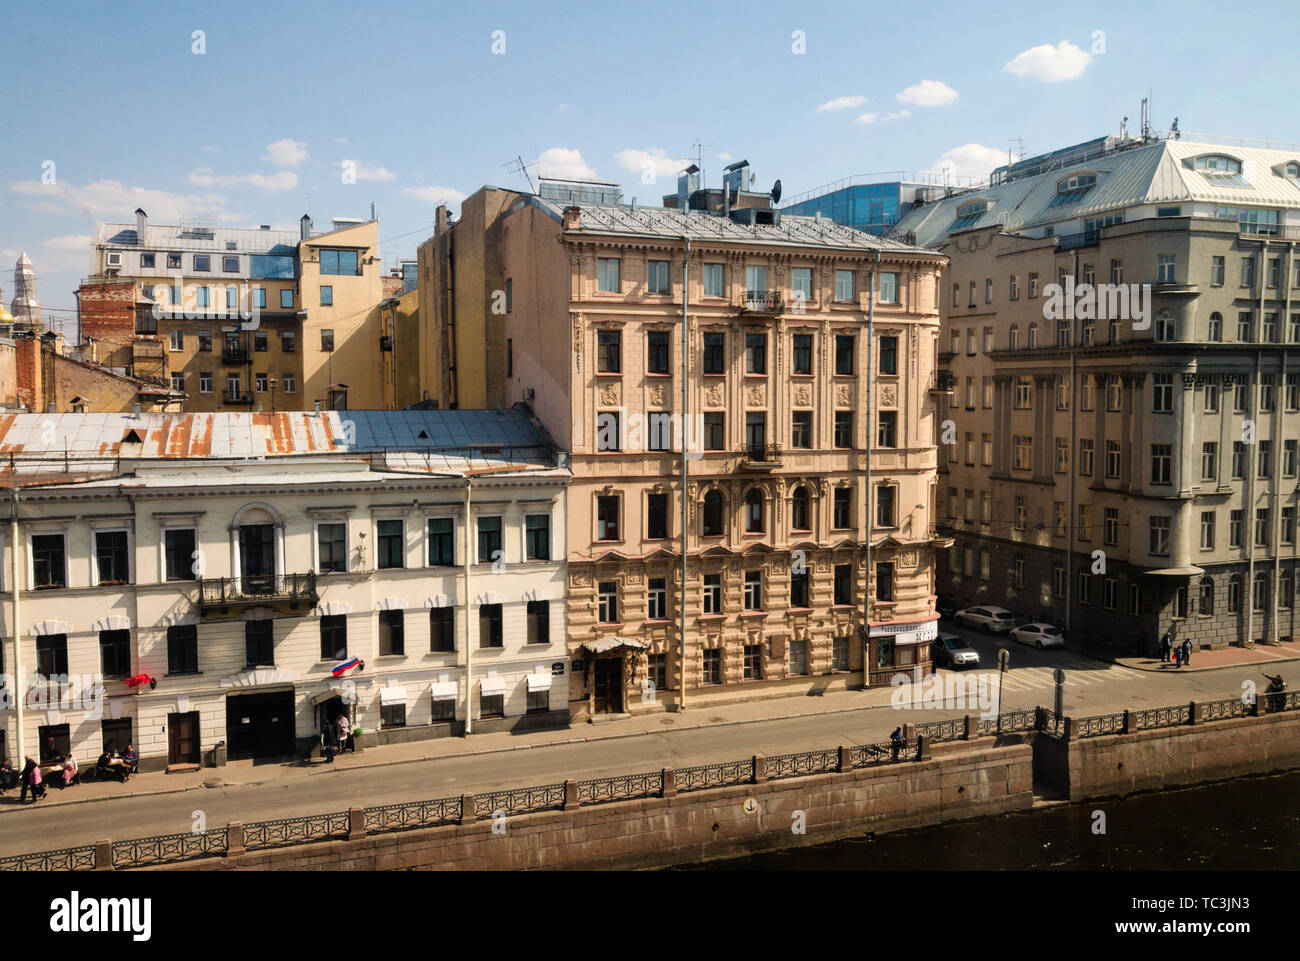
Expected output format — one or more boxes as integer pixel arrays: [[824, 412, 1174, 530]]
[[4, 685, 902, 811], [1100, 640, 1300, 673]]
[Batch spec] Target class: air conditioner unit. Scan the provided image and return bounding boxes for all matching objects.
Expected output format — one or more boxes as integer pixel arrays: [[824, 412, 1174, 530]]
[[105, 267, 120, 277]]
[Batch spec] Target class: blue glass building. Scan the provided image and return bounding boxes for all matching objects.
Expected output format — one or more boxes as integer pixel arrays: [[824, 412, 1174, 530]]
[[781, 179, 942, 236]]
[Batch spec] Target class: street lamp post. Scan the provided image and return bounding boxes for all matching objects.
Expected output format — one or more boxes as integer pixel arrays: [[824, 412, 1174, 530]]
[[269, 376, 278, 414]]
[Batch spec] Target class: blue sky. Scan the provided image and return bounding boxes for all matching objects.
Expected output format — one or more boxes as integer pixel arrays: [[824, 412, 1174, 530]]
[[3, 0, 1297, 334]]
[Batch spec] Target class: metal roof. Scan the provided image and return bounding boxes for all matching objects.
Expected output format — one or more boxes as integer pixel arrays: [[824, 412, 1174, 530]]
[[895, 137, 1300, 247], [95, 222, 301, 253]]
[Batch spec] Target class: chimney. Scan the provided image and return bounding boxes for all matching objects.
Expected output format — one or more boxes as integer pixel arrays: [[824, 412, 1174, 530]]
[[435, 204, 449, 234], [562, 206, 581, 230], [314, 400, 321, 414], [134, 208, 147, 243], [133, 403, 141, 417], [300, 214, 313, 240]]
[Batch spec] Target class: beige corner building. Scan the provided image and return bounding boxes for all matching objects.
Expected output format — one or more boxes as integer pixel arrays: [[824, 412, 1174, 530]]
[[420, 168, 948, 717]]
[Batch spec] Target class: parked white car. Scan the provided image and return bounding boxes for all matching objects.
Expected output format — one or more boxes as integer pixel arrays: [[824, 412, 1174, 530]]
[[953, 605, 1019, 634], [1010, 622, 1066, 649]]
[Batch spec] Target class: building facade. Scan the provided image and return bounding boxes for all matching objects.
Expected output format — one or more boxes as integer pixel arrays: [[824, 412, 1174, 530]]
[[0, 409, 570, 770], [895, 134, 1300, 651], [421, 173, 948, 718]]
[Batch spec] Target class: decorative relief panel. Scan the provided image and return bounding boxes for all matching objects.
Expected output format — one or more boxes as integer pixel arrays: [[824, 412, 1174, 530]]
[[599, 381, 621, 406], [746, 384, 766, 407], [649, 383, 666, 406], [705, 383, 725, 407], [880, 384, 897, 407], [835, 384, 852, 408], [794, 385, 812, 407]]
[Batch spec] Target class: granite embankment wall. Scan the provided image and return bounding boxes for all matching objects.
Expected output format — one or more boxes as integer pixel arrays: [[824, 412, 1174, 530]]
[[153, 741, 1034, 871], [1034, 709, 1300, 801]]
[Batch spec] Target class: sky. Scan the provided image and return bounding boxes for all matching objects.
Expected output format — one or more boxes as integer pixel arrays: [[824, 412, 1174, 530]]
[[2, 0, 1298, 337]]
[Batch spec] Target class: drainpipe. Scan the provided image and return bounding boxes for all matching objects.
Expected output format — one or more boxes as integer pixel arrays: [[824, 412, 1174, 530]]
[[463, 475, 472, 735], [864, 249, 879, 682], [10, 488, 23, 763], [678, 236, 690, 712]]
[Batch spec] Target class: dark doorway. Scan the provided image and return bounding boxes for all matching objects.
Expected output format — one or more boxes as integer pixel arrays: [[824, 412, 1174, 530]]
[[316, 694, 347, 730], [167, 712, 200, 766], [593, 657, 624, 714], [226, 690, 295, 760], [239, 524, 275, 594]]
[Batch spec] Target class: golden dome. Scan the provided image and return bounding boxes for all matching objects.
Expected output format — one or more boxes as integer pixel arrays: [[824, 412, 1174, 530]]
[[0, 309, 13, 324]]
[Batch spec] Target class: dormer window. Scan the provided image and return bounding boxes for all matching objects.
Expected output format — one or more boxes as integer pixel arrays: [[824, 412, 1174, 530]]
[[1195, 154, 1242, 175], [1049, 172, 1097, 207], [952, 199, 990, 229]]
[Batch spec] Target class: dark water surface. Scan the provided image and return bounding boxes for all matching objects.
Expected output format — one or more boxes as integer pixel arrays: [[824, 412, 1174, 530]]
[[695, 771, 1300, 870]]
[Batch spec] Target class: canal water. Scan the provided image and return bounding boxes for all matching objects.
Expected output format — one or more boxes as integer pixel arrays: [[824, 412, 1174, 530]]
[[695, 770, 1300, 870]]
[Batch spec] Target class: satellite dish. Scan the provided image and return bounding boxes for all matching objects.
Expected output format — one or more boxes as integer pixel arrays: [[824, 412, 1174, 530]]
[[770, 179, 782, 204]]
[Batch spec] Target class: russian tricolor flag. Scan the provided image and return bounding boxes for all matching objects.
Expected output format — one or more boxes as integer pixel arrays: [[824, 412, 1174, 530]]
[[331, 657, 362, 677]]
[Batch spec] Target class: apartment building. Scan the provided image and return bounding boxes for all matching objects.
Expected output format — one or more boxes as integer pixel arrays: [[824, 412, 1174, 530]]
[[86, 210, 387, 413], [420, 167, 948, 718], [896, 133, 1300, 650], [0, 409, 570, 770]]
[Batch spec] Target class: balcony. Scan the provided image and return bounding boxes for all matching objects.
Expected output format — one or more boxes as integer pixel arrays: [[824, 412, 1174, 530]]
[[736, 290, 783, 314], [740, 443, 782, 470], [1056, 229, 1099, 251], [929, 370, 955, 393], [222, 347, 249, 365], [223, 389, 253, 405], [198, 572, 318, 614]]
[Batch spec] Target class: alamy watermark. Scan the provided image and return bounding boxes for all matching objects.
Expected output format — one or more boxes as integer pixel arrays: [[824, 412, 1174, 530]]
[[1042, 275, 1152, 331]]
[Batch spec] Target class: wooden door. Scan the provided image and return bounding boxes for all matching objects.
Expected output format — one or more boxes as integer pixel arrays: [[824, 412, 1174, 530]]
[[168, 712, 199, 765]]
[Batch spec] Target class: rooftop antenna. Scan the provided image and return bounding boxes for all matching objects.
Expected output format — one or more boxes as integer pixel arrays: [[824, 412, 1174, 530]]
[[1140, 93, 1151, 140], [503, 155, 537, 193], [1010, 138, 1025, 162], [301, 191, 312, 217], [1120, 115, 1129, 139], [689, 139, 713, 188]]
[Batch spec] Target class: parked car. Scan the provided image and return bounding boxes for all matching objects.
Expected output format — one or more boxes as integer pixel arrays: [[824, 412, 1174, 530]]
[[953, 605, 1019, 634], [931, 631, 980, 668], [1009, 622, 1066, 649], [935, 594, 960, 620]]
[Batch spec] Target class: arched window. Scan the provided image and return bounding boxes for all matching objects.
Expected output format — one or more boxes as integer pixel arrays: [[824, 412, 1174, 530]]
[[1208, 312, 1223, 342], [1199, 576, 1215, 615], [744, 489, 764, 533], [1228, 573, 1242, 613], [1281, 568, 1294, 609], [1155, 309, 1176, 342], [702, 490, 724, 537], [1195, 154, 1242, 175], [979, 548, 991, 580], [1013, 553, 1025, 589], [1286, 162, 1300, 179], [1009, 324, 1020, 349], [1253, 570, 1270, 612], [1027, 323, 1038, 349], [791, 486, 810, 532]]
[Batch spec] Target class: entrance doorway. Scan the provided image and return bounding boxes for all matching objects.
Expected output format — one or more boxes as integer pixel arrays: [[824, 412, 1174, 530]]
[[592, 657, 624, 714], [167, 711, 201, 766], [226, 690, 296, 759], [239, 523, 275, 595]]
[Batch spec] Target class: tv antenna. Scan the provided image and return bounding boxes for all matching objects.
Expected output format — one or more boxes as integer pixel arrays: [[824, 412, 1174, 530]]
[[1009, 138, 1025, 163], [504, 155, 537, 193], [689, 139, 713, 187]]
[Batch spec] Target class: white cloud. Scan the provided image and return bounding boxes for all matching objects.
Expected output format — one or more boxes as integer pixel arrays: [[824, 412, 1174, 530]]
[[7, 178, 234, 223], [717, 152, 732, 163], [187, 167, 299, 192], [856, 109, 910, 125], [615, 147, 689, 179], [556, 103, 572, 112], [1003, 41, 1092, 82], [334, 137, 350, 145], [816, 95, 867, 113], [537, 147, 597, 180], [202, 145, 220, 153], [932, 144, 1008, 181], [262, 138, 309, 167], [43, 233, 92, 251], [339, 160, 396, 182], [401, 186, 467, 207], [897, 80, 958, 107]]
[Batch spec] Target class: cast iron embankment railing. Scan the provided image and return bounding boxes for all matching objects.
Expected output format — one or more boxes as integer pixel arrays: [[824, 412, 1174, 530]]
[[11, 693, 1300, 872]]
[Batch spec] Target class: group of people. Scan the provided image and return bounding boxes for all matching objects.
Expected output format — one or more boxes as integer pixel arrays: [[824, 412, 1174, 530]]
[[1159, 632, 1194, 668], [320, 713, 352, 763], [0, 744, 139, 803], [95, 744, 138, 783]]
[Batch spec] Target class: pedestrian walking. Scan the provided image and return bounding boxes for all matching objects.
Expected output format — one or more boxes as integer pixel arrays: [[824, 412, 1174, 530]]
[[889, 726, 905, 761], [1264, 673, 1287, 713], [18, 756, 36, 803], [29, 761, 44, 802], [1160, 631, 1172, 665], [1181, 640, 1192, 668], [1175, 645, 1184, 669]]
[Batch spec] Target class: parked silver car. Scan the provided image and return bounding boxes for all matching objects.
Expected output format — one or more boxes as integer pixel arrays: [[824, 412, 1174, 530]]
[[931, 631, 980, 668], [953, 605, 1019, 634]]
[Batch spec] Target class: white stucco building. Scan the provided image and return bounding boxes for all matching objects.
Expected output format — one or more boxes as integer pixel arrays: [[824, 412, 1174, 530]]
[[0, 408, 570, 770]]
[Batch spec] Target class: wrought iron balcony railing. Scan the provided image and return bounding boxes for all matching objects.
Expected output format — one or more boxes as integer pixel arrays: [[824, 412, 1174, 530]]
[[223, 389, 253, 404], [198, 572, 318, 610], [740, 443, 782, 467], [736, 290, 783, 313], [222, 347, 249, 365]]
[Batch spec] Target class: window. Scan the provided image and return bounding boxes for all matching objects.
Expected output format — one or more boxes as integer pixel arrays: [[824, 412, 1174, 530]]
[[597, 582, 618, 624], [1203, 378, 1220, 413], [834, 335, 855, 375], [1232, 442, 1246, 479], [1234, 377, 1250, 413], [1014, 435, 1032, 471], [1284, 507, 1297, 545], [790, 568, 810, 608], [320, 329, 335, 351], [320, 615, 347, 661], [745, 333, 767, 374], [1151, 444, 1172, 485], [319, 249, 359, 276], [1238, 311, 1253, 343], [875, 484, 895, 528], [1155, 311, 1176, 342], [525, 515, 550, 561], [834, 269, 854, 302], [1009, 275, 1019, 300], [379, 609, 405, 656], [1149, 517, 1171, 556], [745, 489, 765, 533], [703, 573, 722, 614], [646, 331, 670, 374], [791, 410, 812, 449], [743, 569, 763, 611], [426, 518, 454, 567], [1014, 378, 1031, 409], [702, 490, 724, 536], [1265, 313, 1279, 342], [1254, 572, 1270, 612], [194, 286, 211, 309], [1103, 576, 1117, 611], [597, 410, 622, 451], [703, 263, 724, 298], [32, 533, 66, 589], [833, 487, 852, 529], [792, 334, 813, 374], [1289, 373, 1300, 411], [320, 285, 333, 306], [1201, 442, 1218, 482], [1014, 497, 1027, 531], [646, 493, 669, 540], [647, 260, 670, 295], [648, 654, 668, 691], [162, 528, 196, 582], [1256, 509, 1271, 547], [253, 330, 268, 353], [1079, 439, 1094, 476], [377, 519, 404, 569], [834, 411, 853, 449], [981, 549, 993, 581], [647, 579, 667, 621], [1230, 509, 1243, 548], [745, 265, 768, 297], [480, 693, 504, 719], [1228, 575, 1242, 613], [1078, 504, 1093, 542], [1286, 440, 1298, 478], [479, 604, 504, 647], [281, 330, 296, 353], [833, 564, 852, 606], [430, 608, 455, 652], [478, 515, 503, 562], [1156, 255, 1176, 284], [968, 281, 976, 308], [877, 410, 897, 448], [255, 373, 268, 393], [879, 271, 899, 304], [702, 332, 725, 374], [702, 648, 722, 685], [1262, 374, 1276, 412], [1260, 440, 1273, 477], [95, 530, 130, 584], [597, 258, 620, 292], [380, 700, 407, 729], [283, 374, 296, 394], [1200, 577, 1215, 616], [1152, 374, 1173, 413], [1103, 508, 1119, 546], [191, 254, 211, 272], [791, 486, 810, 532], [877, 334, 899, 375], [1055, 437, 1069, 473], [597, 495, 620, 541], [1107, 377, 1122, 411], [1241, 257, 1256, 289], [167, 624, 198, 675], [875, 562, 894, 602], [1128, 583, 1142, 616], [280, 289, 293, 309], [982, 433, 993, 466], [95, 629, 130, 678], [597, 330, 621, 373], [1028, 272, 1039, 298], [526, 600, 550, 644]]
